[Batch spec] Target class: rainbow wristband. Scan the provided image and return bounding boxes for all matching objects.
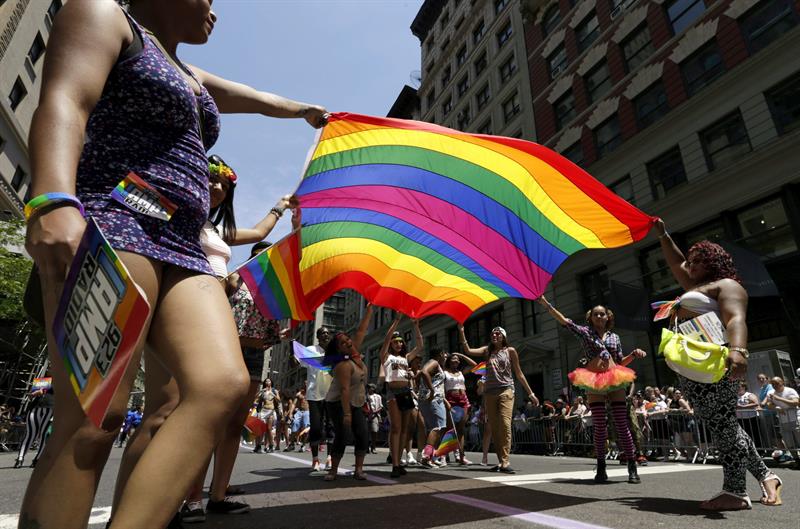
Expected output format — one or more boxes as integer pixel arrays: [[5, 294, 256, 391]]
[[24, 192, 85, 221]]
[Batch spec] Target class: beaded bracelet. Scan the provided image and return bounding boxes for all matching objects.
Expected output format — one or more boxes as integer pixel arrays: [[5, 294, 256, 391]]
[[24, 193, 85, 221]]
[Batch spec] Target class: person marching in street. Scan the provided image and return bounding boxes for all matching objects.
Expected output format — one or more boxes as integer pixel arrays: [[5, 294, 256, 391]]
[[14, 384, 54, 469], [299, 327, 334, 474], [537, 296, 645, 484], [655, 219, 783, 509], [459, 326, 538, 474], [380, 315, 423, 477], [444, 352, 478, 465], [366, 384, 383, 455], [254, 379, 280, 454], [417, 347, 450, 469]]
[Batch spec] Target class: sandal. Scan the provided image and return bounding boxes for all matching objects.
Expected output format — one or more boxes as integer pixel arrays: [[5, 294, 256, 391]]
[[759, 474, 783, 506], [353, 471, 368, 481], [699, 491, 752, 511]]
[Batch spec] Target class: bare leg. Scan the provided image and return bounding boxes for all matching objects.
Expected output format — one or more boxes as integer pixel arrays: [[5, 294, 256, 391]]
[[111, 348, 179, 513], [387, 400, 402, 466], [208, 380, 261, 502], [110, 268, 249, 529], [19, 253, 160, 529]]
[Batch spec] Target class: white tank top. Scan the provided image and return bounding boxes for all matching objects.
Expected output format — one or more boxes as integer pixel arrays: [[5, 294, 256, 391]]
[[679, 290, 720, 316], [444, 370, 466, 392], [384, 354, 409, 384], [200, 220, 231, 278]]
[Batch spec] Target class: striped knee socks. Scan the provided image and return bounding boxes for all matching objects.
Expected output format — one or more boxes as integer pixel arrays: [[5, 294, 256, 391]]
[[610, 400, 635, 460], [588, 401, 607, 460]]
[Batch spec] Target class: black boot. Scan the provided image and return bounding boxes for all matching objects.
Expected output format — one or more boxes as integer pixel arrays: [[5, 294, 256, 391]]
[[594, 459, 609, 483], [13, 458, 23, 469], [627, 459, 641, 484]]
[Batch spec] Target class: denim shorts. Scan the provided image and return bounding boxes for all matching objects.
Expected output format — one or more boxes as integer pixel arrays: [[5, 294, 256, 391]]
[[419, 397, 446, 431], [292, 410, 310, 433]]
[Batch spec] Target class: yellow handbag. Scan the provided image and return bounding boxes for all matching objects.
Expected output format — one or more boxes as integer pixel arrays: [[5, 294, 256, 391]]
[[658, 327, 729, 384]]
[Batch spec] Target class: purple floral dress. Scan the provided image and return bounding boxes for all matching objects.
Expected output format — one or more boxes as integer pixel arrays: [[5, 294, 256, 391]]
[[76, 13, 221, 274]]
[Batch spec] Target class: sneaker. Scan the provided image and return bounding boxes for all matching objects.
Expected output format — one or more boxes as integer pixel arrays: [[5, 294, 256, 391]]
[[778, 453, 793, 464], [206, 497, 250, 515], [420, 458, 437, 469], [181, 502, 206, 523], [435, 458, 447, 467], [324, 460, 332, 471], [390, 466, 403, 478], [253, 446, 263, 454], [459, 457, 472, 465], [400, 452, 408, 466], [636, 455, 648, 466], [406, 453, 418, 466]]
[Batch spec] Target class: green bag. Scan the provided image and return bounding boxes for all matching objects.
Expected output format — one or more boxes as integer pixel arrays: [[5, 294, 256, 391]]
[[658, 327, 729, 384]]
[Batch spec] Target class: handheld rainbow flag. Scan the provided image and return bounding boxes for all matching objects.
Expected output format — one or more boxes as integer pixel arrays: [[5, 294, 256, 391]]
[[52, 218, 151, 428], [296, 113, 656, 322], [30, 377, 52, 393], [651, 298, 680, 321], [292, 341, 331, 372], [111, 171, 178, 221], [471, 361, 487, 376], [237, 232, 313, 322], [434, 428, 460, 457]]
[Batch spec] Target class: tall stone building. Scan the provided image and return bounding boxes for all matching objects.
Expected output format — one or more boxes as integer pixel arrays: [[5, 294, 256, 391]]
[[519, 0, 800, 388], [0, 0, 63, 219]]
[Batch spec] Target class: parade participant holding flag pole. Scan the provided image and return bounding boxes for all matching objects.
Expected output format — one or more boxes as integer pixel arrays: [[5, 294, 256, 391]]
[[537, 296, 645, 485], [444, 352, 477, 465]]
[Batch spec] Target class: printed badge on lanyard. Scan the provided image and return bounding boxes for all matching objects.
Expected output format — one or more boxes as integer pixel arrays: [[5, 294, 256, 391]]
[[111, 171, 178, 221]]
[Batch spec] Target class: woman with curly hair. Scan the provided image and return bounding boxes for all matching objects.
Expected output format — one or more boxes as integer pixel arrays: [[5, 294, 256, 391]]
[[655, 219, 783, 510], [537, 297, 646, 484]]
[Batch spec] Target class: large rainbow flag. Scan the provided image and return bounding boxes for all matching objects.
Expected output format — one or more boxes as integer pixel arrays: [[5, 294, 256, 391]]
[[238, 232, 313, 322], [295, 113, 655, 322]]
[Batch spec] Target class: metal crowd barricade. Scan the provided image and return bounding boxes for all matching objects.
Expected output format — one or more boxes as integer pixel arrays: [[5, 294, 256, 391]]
[[0, 421, 26, 452]]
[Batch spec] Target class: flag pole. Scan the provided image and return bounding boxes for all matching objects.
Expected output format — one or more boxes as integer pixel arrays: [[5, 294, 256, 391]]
[[446, 406, 464, 460]]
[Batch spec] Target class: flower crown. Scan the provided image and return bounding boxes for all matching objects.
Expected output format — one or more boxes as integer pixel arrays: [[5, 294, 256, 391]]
[[209, 162, 238, 184]]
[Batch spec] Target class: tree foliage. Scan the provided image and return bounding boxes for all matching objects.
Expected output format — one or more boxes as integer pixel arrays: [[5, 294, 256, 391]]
[[0, 218, 33, 321]]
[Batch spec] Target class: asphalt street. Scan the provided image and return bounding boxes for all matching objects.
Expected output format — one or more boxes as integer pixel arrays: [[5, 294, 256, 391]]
[[0, 446, 797, 529]]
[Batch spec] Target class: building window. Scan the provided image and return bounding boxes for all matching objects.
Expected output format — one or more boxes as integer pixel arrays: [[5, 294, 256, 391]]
[[8, 77, 27, 111], [496, 21, 513, 48], [520, 299, 537, 337], [478, 119, 493, 135], [28, 33, 46, 65], [740, 0, 798, 54], [634, 81, 669, 129], [737, 197, 797, 258], [44, 0, 62, 29], [499, 54, 517, 83], [580, 267, 610, 308], [610, 0, 638, 19], [426, 36, 435, 55], [10, 166, 26, 191], [681, 39, 725, 96], [622, 24, 654, 73], [503, 91, 521, 123], [456, 44, 468, 67], [699, 111, 752, 171], [473, 20, 486, 44], [442, 97, 453, 116], [542, 4, 561, 36], [647, 146, 687, 199], [641, 245, 676, 295], [575, 13, 600, 52], [440, 10, 450, 30], [765, 72, 800, 135], [476, 83, 491, 109], [554, 90, 576, 130], [426, 89, 436, 112], [474, 52, 488, 76], [548, 44, 568, 79], [457, 105, 472, 129], [594, 115, 622, 158], [457, 76, 470, 97], [441, 66, 452, 89], [562, 142, 584, 166], [666, 0, 707, 35], [585, 60, 611, 103], [495, 0, 510, 15], [464, 307, 504, 347], [610, 175, 635, 205]]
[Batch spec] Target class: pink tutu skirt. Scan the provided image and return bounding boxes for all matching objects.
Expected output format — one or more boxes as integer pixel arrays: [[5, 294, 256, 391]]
[[568, 364, 636, 394]]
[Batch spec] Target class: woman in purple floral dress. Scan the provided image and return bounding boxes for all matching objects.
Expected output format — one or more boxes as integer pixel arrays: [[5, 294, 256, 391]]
[[22, 1, 326, 528]]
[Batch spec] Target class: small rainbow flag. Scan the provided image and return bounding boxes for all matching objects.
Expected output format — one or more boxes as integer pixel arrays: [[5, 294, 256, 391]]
[[31, 377, 52, 393], [434, 428, 459, 457], [296, 113, 656, 322], [111, 171, 178, 221], [51, 219, 151, 428], [651, 298, 680, 321], [471, 361, 487, 376], [237, 232, 313, 322], [292, 341, 331, 372]]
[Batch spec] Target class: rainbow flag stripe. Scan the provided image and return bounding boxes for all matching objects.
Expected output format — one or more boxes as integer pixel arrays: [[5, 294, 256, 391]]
[[471, 361, 487, 376], [238, 232, 313, 322], [292, 341, 331, 372], [110, 172, 178, 221], [296, 113, 655, 322], [434, 428, 459, 457]]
